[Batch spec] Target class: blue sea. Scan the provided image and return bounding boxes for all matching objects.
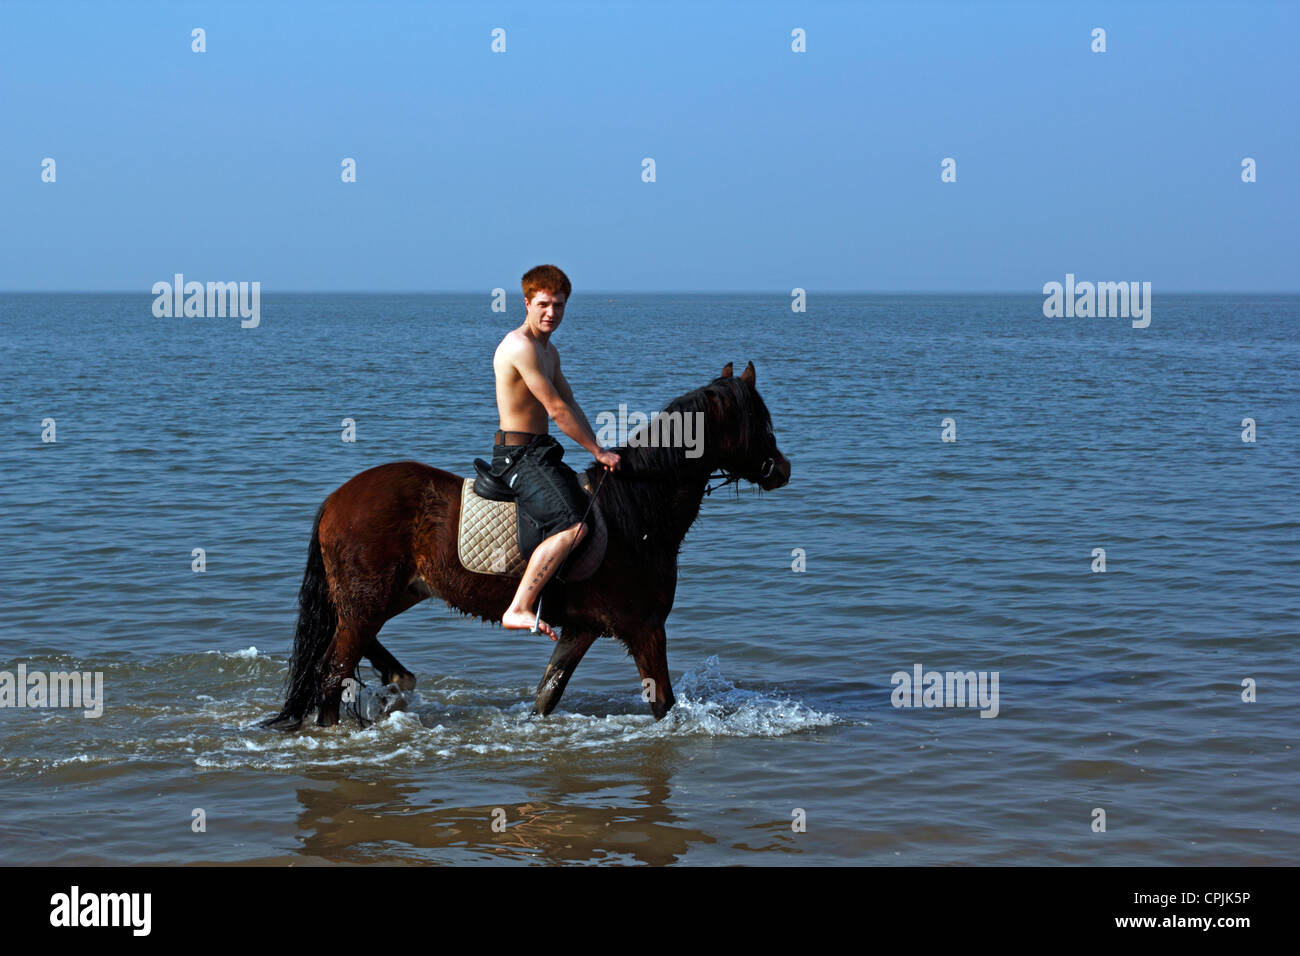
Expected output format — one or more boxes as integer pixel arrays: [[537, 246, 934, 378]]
[[0, 293, 1296, 864]]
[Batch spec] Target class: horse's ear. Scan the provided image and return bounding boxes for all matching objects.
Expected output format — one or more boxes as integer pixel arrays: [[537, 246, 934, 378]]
[[720, 362, 733, 379], [740, 361, 755, 386]]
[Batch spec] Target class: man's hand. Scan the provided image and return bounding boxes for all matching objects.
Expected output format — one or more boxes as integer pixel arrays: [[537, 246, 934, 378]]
[[595, 449, 621, 471]]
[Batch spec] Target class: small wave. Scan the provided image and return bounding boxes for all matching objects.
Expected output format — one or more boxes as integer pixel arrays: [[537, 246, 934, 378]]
[[196, 655, 839, 770], [205, 646, 265, 660], [4, 655, 839, 775], [668, 655, 840, 737]]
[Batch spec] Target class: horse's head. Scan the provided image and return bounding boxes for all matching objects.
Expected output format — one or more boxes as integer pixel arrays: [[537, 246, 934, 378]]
[[708, 361, 791, 491]]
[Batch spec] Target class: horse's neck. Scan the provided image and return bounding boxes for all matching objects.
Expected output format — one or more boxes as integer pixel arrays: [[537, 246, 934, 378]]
[[667, 470, 711, 543], [608, 449, 717, 551]]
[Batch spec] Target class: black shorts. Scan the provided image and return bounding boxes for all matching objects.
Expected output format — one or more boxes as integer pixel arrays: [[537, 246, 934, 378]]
[[491, 435, 588, 540]]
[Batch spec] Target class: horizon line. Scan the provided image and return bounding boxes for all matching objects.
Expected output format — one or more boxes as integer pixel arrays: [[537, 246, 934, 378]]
[[2, 289, 1298, 296]]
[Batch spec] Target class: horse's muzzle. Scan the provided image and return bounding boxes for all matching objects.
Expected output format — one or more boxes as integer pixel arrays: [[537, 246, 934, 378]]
[[759, 453, 790, 490]]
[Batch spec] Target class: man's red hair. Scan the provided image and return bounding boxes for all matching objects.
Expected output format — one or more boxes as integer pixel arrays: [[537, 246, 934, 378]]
[[522, 264, 572, 303]]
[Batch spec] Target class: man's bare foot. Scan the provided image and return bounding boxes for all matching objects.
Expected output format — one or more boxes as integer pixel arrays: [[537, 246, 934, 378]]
[[502, 608, 557, 640]]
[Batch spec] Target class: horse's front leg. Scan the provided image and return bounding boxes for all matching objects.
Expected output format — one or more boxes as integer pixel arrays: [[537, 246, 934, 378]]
[[534, 629, 598, 716], [365, 636, 416, 691], [629, 624, 676, 721]]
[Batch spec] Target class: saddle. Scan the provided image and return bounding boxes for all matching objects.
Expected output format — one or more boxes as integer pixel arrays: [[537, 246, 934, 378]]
[[456, 458, 606, 581]]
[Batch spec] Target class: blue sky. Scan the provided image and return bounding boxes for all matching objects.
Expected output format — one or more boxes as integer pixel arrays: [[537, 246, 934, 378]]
[[2, 0, 1296, 292]]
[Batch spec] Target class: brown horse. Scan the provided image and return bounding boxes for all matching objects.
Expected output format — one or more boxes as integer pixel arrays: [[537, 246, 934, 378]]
[[261, 361, 791, 730]]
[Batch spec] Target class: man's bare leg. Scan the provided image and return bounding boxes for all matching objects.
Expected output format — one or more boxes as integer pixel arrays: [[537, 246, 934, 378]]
[[502, 521, 585, 639]]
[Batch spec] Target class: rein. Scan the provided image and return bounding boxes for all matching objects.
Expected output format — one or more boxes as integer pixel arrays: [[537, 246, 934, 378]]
[[705, 457, 774, 495], [622, 457, 775, 497], [660, 457, 769, 496], [703, 469, 741, 497]]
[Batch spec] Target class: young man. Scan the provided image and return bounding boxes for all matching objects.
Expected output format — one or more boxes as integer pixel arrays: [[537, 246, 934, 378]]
[[492, 265, 620, 639]]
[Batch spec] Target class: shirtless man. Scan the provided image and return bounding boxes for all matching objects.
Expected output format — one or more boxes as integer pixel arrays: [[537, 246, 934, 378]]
[[493, 265, 620, 639]]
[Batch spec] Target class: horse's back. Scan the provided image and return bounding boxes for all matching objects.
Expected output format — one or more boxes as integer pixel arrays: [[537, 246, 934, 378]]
[[328, 460, 462, 501], [319, 460, 463, 543]]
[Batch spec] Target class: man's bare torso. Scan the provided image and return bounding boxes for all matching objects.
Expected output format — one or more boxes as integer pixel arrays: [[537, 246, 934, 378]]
[[494, 329, 557, 434]]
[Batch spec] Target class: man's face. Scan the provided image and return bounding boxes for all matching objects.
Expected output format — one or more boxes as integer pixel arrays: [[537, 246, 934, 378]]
[[526, 291, 566, 335]]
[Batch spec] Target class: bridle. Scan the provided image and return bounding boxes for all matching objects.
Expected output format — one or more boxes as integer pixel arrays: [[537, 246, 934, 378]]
[[703, 456, 775, 496]]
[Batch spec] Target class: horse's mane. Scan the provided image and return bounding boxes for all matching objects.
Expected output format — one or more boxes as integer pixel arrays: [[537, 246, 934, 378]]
[[584, 375, 772, 546]]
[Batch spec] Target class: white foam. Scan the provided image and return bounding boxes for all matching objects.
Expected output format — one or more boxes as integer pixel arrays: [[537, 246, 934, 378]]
[[667, 654, 839, 737], [192, 655, 838, 771], [202, 646, 264, 660]]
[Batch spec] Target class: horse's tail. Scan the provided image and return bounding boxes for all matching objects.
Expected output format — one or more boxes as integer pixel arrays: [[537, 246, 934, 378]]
[[261, 502, 336, 730]]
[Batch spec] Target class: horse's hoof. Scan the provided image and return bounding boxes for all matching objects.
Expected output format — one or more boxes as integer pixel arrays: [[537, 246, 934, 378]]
[[649, 696, 676, 721], [378, 684, 409, 717], [259, 712, 303, 732], [391, 673, 417, 692]]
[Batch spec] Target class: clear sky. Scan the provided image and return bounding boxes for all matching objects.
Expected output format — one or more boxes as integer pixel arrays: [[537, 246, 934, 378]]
[[2, 0, 1296, 292]]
